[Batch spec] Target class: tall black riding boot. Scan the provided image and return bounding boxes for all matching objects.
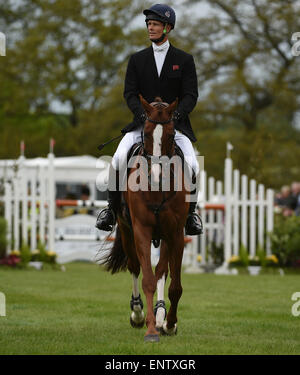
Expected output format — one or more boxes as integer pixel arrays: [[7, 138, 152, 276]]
[[185, 201, 203, 235], [95, 167, 120, 232], [185, 171, 203, 235]]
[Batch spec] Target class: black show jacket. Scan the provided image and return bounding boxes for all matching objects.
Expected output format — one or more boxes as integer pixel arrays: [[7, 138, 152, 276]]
[[122, 43, 198, 142]]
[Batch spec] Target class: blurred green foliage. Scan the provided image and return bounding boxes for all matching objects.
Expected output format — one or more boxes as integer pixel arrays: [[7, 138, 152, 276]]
[[270, 215, 300, 267], [0, 0, 299, 189]]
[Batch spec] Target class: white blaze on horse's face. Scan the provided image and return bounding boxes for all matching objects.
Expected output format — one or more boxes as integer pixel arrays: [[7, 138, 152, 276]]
[[152, 124, 163, 183]]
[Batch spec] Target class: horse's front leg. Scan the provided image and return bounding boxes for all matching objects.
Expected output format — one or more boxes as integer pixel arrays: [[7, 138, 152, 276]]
[[133, 222, 159, 342], [163, 232, 184, 335], [154, 240, 169, 330], [130, 274, 145, 328]]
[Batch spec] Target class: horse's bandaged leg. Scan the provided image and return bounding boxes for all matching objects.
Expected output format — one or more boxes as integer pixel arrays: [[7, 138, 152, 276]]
[[130, 275, 145, 327], [155, 274, 166, 328]]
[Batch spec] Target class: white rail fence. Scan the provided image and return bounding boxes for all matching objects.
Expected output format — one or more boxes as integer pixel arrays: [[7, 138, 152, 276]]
[[0, 154, 274, 268], [2, 154, 55, 253], [186, 157, 274, 271]]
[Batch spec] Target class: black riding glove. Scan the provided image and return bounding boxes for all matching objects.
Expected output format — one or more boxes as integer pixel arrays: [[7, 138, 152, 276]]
[[139, 111, 147, 124], [172, 110, 181, 122], [135, 108, 146, 124]]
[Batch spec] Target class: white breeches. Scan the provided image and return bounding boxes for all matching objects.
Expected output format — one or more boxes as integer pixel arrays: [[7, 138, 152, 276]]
[[111, 126, 199, 175]]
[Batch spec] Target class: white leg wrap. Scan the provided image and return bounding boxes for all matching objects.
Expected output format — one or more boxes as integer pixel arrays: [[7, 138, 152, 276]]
[[156, 307, 165, 328], [155, 274, 166, 328], [131, 274, 144, 325]]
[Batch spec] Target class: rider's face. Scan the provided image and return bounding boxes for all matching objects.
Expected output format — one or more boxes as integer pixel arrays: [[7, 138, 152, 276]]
[[147, 20, 165, 41]]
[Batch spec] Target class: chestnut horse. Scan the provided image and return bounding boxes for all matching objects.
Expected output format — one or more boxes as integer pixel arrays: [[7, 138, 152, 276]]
[[102, 96, 190, 342]]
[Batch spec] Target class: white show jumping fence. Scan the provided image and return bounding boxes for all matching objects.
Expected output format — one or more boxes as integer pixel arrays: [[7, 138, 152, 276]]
[[188, 157, 275, 271], [1, 154, 55, 253], [0, 153, 274, 269]]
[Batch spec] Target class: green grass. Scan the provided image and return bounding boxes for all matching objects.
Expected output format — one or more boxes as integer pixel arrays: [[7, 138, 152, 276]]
[[1, 262, 300, 355]]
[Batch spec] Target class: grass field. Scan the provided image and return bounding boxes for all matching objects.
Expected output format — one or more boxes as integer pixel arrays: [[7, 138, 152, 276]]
[[1, 262, 300, 355]]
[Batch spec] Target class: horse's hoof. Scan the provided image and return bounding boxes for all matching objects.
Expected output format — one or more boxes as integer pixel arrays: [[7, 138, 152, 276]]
[[162, 321, 177, 336], [130, 310, 145, 328], [130, 316, 145, 328], [144, 334, 160, 343]]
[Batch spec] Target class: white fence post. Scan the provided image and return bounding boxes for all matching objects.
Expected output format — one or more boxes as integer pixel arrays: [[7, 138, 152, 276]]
[[208, 176, 215, 262], [39, 166, 46, 245], [4, 182, 12, 253], [266, 189, 274, 255], [241, 175, 248, 250], [21, 163, 28, 246], [249, 179, 257, 258], [48, 152, 55, 251], [233, 169, 240, 256], [258, 184, 265, 250], [224, 158, 232, 263], [216, 180, 223, 248], [200, 169, 207, 265], [30, 173, 37, 251], [13, 176, 20, 250]]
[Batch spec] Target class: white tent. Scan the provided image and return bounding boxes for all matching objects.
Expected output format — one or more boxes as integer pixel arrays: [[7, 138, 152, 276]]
[[0, 155, 110, 200]]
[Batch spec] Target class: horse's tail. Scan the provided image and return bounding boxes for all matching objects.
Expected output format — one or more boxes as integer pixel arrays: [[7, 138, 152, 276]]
[[102, 226, 128, 274]]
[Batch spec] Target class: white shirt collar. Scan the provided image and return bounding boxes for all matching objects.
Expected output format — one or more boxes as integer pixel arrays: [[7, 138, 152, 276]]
[[152, 39, 170, 53]]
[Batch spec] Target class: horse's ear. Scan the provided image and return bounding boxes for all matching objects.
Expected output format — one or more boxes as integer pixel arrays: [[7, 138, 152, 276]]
[[167, 97, 179, 115], [139, 95, 152, 114]]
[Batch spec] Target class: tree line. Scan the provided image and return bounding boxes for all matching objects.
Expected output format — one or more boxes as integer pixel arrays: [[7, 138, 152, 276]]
[[0, 0, 299, 189]]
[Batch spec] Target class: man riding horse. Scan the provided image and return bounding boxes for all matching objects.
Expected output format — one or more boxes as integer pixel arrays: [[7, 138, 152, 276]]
[[96, 4, 203, 235]]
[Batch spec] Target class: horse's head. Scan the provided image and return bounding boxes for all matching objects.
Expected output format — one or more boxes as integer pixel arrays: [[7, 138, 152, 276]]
[[139, 95, 178, 158]]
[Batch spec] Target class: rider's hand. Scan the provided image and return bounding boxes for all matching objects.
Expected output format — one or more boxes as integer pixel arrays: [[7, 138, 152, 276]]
[[139, 111, 147, 124], [172, 110, 181, 122]]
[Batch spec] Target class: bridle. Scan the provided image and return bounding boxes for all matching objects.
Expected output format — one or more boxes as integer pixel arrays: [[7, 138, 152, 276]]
[[142, 101, 175, 159]]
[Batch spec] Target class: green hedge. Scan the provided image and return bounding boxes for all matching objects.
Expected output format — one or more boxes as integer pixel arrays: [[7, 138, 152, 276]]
[[270, 215, 300, 267]]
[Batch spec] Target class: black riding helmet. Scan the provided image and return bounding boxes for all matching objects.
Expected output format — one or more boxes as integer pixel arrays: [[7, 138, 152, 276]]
[[143, 4, 176, 29]]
